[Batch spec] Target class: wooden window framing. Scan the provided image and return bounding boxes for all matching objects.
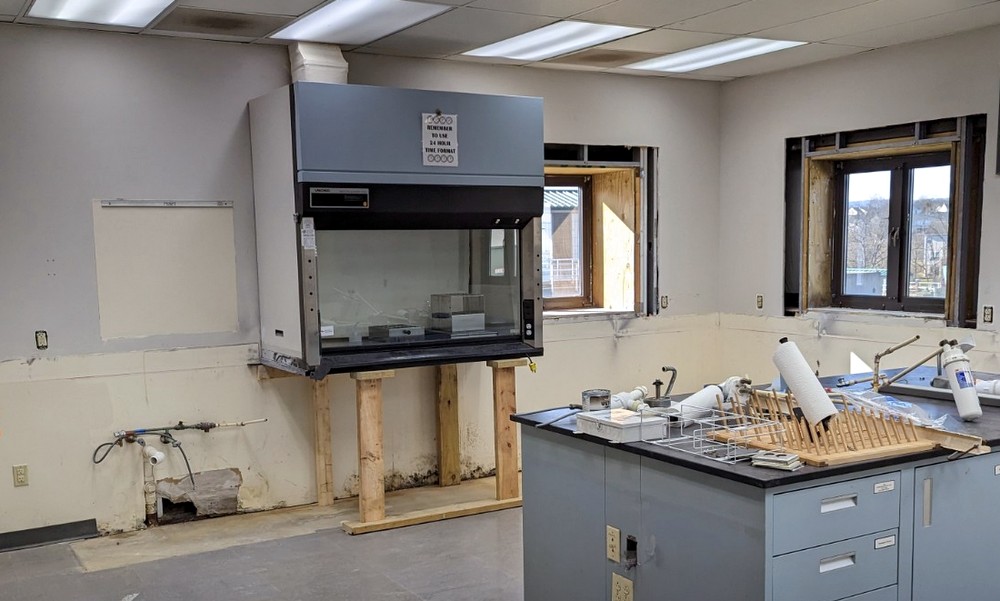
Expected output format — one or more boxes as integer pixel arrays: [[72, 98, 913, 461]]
[[788, 115, 985, 326], [542, 174, 594, 310]]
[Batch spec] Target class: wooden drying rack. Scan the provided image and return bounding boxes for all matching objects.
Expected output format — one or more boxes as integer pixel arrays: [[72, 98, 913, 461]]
[[710, 389, 989, 466]]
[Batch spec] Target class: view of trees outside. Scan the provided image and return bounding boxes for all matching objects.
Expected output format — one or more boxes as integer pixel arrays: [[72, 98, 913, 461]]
[[845, 171, 891, 296], [844, 166, 950, 298], [907, 166, 951, 298]]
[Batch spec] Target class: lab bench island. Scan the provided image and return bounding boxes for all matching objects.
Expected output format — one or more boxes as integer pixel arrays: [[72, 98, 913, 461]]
[[513, 398, 1000, 601]]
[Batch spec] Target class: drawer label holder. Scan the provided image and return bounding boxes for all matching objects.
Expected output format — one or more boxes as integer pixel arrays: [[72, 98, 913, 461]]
[[873, 480, 895, 494], [874, 534, 896, 549]]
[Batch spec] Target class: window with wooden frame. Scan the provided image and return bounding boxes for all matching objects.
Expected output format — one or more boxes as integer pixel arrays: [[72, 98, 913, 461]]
[[542, 175, 593, 309], [785, 116, 985, 326], [542, 144, 655, 314]]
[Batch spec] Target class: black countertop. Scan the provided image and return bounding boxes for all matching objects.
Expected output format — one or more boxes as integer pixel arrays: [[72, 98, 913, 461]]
[[512, 368, 1000, 489]]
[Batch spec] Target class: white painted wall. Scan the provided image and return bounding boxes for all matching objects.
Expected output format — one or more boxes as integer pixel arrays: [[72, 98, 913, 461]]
[[716, 24, 1000, 382], [0, 26, 725, 535], [719, 25, 1000, 320], [8, 18, 999, 538]]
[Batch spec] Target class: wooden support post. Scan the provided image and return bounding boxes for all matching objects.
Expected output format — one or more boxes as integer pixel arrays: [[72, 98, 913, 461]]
[[488, 359, 527, 501], [436, 364, 461, 487], [351, 370, 395, 523], [312, 378, 334, 507]]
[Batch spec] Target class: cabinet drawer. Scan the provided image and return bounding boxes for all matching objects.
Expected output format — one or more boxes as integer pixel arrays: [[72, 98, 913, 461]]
[[772, 472, 900, 554], [841, 586, 897, 601], [772, 530, 898, 601]]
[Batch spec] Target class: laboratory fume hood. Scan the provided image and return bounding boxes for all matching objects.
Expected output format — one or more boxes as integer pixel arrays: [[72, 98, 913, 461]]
[[249, 82, 544, 378]]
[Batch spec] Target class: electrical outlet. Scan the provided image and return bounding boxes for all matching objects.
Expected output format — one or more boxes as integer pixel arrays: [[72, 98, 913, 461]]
[[12, 465, 28, 487], [659, 295, 669, 310], [756, 294, 764, 310], [606, 525, 620, 562], [985, 305, 994, 324], [611, 573, 634, 601]]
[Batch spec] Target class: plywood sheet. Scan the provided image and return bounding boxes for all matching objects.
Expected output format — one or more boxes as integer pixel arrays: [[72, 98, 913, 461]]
[[93, 201, 238, 339]]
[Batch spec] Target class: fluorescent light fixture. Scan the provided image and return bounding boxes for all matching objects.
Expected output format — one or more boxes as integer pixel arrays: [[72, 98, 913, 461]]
[[28, 0, 173, 27], [624, 37, 806, 73], [463, 21, 647, 62], [272, 0, 450, 46]]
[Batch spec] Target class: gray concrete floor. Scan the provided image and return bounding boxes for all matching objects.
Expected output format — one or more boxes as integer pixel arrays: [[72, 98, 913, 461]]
[[0, 509, 524, 601]]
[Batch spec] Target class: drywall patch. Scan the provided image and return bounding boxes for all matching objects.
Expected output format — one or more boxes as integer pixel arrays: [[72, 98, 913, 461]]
[[92, 200, 238, 339]]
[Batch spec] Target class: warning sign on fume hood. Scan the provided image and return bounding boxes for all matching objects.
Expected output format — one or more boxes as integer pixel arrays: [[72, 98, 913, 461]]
[[422, 113, 458, 167]]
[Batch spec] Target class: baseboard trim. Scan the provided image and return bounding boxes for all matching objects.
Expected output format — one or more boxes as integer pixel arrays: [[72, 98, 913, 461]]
[[0, 519, 99, 552]]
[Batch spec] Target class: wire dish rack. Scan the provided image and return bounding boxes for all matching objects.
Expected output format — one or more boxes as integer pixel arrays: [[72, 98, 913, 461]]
[[639, 406, 785, 464]]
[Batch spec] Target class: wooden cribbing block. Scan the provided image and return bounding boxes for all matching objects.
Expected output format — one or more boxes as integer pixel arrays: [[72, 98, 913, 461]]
[[256, 365, 299, 380], [351, 370, 395, 523], [436, 364, 461, 487], [313, 378, 334, 507], [488, 359, 527, 501]]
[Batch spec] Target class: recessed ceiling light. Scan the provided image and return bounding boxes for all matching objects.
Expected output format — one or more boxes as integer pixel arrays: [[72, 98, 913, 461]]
[[463, 21, 647, 62], [27, 0, 174, 28], [623, 37, 806, 73], [271, 0, 450, 46]]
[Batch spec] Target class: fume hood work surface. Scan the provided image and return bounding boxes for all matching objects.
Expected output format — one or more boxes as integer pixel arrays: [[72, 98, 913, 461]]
[[249, 82, 544, 378]]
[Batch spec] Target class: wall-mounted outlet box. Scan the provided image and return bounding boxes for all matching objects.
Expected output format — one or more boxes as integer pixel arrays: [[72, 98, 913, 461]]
[[985, 305, 994, 324], [756, 294, 764, 310], [612, 573, 633, 601], [606, 525, 620, 562], [12, 464, 28, 487]]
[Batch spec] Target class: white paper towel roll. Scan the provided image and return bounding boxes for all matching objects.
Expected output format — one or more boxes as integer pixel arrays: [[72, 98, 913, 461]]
[[772, 339, 837, 426], [666, 385, 723, 426]]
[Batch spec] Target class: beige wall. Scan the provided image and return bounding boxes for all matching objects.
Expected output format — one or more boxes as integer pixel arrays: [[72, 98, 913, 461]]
[[719, 24, 1000, 321], [0, 25, 724, 534], [7, 17, 998, 537]]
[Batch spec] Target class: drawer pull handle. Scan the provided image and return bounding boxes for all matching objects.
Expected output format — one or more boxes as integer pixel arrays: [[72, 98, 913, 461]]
[[819, 552, 856, 573], [820, 494, 858, 513], [923, 478, 933, 527]]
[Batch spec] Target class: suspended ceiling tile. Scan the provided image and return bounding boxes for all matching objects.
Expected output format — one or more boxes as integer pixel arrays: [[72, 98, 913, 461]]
[[692, 42, 867, 77], [828, 1, 1000, 47], [528, 61, 608, 72], [544, 47, 660, 68], [467, 0, 614, 18], [154, 7, 291, 38], [598, 28, 729, 53], [670, 0, 880, 35], [755, 0, 997, 42], [576, 0, 749, 28], [444, 52, 531, 65], [604, 66, 734, 80], [363, 7, 555, 58], [410, 0, 477, 5], [179, 0, 323, 17], [0, 0, 23, 16]]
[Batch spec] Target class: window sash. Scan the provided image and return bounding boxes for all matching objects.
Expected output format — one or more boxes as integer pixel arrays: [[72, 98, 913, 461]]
[[831, 152, 950, 313], [543, 175, 593, 309]]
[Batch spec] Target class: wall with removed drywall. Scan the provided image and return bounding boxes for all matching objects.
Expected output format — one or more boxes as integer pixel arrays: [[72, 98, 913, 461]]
[[0, 25, 724, 535], [716, 24, 1000, 383]]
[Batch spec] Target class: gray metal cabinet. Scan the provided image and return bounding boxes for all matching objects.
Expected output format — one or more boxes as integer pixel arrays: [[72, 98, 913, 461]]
[[521, 425, 999, 601], [606, 449, 641, 593], [637, 458, 767, 600], [912, 452, 1000, 601], [769, 473, 902, 601], [521, 428, 607, 601]]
